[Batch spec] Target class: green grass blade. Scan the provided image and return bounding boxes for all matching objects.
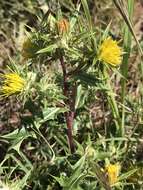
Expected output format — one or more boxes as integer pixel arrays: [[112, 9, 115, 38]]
[[81, 0, 92, 31], [120, 0, 134, 136]]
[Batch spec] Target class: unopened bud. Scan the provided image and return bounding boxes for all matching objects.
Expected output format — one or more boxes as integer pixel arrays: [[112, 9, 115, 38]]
[[85, 146, 95, 158], [57, 19, 69, 34]]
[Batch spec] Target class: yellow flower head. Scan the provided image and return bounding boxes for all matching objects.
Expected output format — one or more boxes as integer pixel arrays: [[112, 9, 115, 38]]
[[105, 163, 120, 185], [0, 73, 25, 98], [98, 37, 123, 66]]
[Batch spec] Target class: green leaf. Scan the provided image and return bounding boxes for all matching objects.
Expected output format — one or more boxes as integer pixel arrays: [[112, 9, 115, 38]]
[[70, 4, 81, 32], [81, 0, 92, 30], [118, 168, 138, 181], [36, 44, 57, 54], [1, 128, 36, 154], [74, 72, 101, 86], [52, 175, 66, 187], [65, 156, 86, 188], [52, 156, 86, 189], [75, 85, 88, 109], [39, 107, 68, 124]]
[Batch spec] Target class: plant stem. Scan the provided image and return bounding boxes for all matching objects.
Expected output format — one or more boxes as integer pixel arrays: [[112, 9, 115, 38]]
[[121, 0, 134, 136], [60, 55, 75, 153], [103, 67, 121, 133]]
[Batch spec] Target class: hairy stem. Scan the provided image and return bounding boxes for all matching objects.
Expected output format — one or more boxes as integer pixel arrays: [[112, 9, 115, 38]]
[[60, 55, 75, 153]]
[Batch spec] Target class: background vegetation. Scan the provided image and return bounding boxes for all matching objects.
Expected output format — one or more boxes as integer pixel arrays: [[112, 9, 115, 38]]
[[0, 0, 143, 189]]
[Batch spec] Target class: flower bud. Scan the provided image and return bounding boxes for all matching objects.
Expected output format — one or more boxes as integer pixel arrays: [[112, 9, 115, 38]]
[[57, 18, 69, 34]]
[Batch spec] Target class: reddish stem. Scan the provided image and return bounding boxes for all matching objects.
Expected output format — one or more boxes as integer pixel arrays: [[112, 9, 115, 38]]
[[60, 55, 75, 153]]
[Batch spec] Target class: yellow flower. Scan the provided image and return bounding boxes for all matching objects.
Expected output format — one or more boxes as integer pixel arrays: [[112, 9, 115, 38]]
[[98, 37, 123, 66], [0, 73, 25, 98], [105, 163, 120, 185]]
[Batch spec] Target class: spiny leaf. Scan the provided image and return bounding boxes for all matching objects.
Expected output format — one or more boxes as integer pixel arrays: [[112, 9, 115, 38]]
[[74, 71, 101, 86], [37, 44, 57, 54]]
